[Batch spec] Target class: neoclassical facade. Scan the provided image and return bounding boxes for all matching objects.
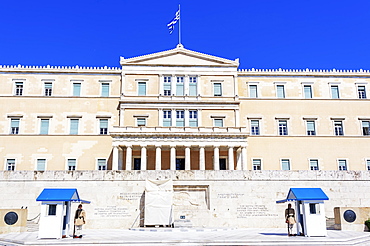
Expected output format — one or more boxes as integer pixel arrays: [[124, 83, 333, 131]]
[[2, 45, 370, 172]]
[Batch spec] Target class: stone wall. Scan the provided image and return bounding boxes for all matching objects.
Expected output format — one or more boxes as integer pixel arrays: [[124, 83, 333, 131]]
[[0, 170, 369, 229]]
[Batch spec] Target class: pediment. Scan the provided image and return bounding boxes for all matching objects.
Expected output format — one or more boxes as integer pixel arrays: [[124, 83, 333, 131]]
[[120, 45, 239, 67]]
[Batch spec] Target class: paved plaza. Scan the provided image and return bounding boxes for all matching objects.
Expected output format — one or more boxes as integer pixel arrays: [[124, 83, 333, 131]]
[[0, 228, 370, 246]]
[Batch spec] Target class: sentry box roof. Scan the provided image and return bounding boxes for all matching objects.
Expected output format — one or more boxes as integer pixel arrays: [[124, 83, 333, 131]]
[[36, 188, 90, 204], [276, 188, 329, 204]]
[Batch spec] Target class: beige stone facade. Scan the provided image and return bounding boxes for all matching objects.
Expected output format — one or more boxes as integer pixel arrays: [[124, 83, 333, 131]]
[[1, 45, 370, 171]]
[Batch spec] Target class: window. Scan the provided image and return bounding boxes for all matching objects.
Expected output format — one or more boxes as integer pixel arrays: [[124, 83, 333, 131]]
[[309, 159, 319, 170], [10, 119, 20, 134], [250, 120, 260, 135], [309, 203, 320, 214], [367, 160, 370, 171], [101, 83, 110, 97], [73, 83, 81, 96], [281, 159, 290, 170], [70, 119, 79, 135], [214, 118, 224, 127], [331, 85, 339, 99], [304, 85, 312, 99], [358, 86, 366, 99], [6, 159, 15, 171], [189, 77, 197, 96], [67, 159, 76, 171], [276, 85, 285, 98], [48, 204, 57, 216], [137, 118, 146, 127], [163, 110, 172, 127], [138, 82, 146, 96], [362, 121, 370, 135], [176, 77, 184, 96], [15, 82, 23, 96], [253, 159, 261, 170], [334, 121, 344, 136], [338, 159, 347, 171], [176, 110, 185, 127], [306, 121, 316, 135], [249, 85, 258, 98], [99, 119, 108, 135], [44, 83, 52, 96], [40, 119, 49, 135], [133, 158, 141, 170], [189, 110, 198, 127], [97, 159, 107, 170], [163, 76, 171, 96], [37, 159, 46, 171], [278, 120, 288, 135], [214, 83, 222, 96]]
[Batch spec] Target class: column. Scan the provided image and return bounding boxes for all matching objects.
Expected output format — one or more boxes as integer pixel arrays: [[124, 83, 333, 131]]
[[158, 108, 163, 126], [185, 109, 189, 127], [171, 109, 176, 127], [155, 145, 162, 170], [184, 75, 189, 96], [228, 146, 234, 170], [118, 147, 123, 170], [235, 109, 240, 127], [241, 146, 247, 170], [213, 146, 220, 170], [121, 73, 126, 95], [170, 145, 176, 170], [233, 75, 238, 97], [159, 75, 163, 95], [236, 147, 242, 170], [185, 145, 191, 170], [125, 145, 132, 170], [199, 145, 205, 170], [112, 146, 119, 170], [141, 145, 147, 170], [171, 75, 176, 96]]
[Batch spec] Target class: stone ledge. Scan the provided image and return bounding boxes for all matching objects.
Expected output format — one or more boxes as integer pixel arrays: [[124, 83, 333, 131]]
[[0, 170, 369, 181]]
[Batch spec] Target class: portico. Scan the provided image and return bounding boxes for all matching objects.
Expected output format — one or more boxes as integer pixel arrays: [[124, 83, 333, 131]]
[[110, 126, 248, 171]]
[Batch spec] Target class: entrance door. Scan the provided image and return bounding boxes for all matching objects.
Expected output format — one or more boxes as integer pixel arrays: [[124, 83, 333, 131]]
[[176, 158, 185, 170], [134, 158, 141, 170], [219, 159, 227, 170]]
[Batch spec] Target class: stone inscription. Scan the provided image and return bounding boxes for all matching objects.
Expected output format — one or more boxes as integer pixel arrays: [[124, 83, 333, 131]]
[[237, 205, 278, 218], [217, 193, 244, 199], [119, 192, 142, 200], [93, 206, 130, 218]]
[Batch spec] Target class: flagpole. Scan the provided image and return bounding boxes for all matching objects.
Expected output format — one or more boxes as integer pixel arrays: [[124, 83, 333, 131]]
[[178, 4, 181, 45]]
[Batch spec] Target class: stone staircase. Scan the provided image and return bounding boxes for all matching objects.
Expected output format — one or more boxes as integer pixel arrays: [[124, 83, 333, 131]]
[[26, 220, 39, 232]]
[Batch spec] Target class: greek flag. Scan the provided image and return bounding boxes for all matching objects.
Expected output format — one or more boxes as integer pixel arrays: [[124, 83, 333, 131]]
[[167, 9, 180, 34]]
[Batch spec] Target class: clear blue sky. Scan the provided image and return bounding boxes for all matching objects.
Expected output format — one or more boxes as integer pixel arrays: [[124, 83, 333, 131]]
[[1, 0, 370, 70]]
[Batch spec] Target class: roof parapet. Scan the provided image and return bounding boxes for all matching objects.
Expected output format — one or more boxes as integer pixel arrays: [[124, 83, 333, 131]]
[[238, 67, 370, 74], [0, 64, 121, 72]]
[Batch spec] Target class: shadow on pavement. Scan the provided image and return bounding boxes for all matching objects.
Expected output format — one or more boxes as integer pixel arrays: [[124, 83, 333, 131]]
[[259, 233, 288, 236]]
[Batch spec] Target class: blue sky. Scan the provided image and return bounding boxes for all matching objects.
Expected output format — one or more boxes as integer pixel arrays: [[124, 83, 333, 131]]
[[1, 0, 370, 70]]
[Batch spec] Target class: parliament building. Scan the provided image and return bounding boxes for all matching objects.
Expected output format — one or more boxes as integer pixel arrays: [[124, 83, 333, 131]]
[[1, 45, 370, 230], [2, 44, 370, 172]]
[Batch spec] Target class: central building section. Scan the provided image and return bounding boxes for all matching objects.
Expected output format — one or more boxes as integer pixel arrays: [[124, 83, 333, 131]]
[[110, 45, 248, 170]]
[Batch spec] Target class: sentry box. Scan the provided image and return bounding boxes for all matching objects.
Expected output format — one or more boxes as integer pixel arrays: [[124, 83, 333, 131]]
[[276, 188, 329, 237], [36, 188, 90, 239]]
